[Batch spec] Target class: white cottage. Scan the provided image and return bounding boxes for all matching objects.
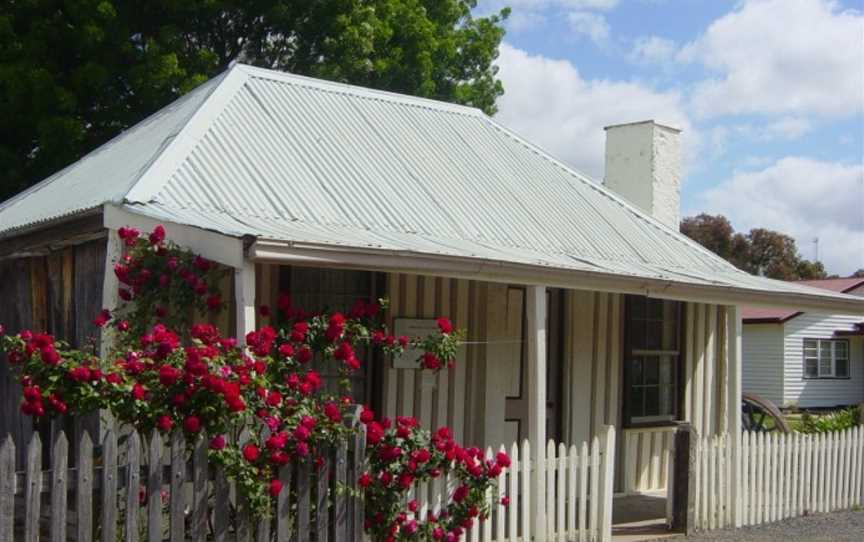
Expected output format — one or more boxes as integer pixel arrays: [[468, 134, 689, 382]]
[[743, 278, 864, 409], [1, 64, 863, 536]]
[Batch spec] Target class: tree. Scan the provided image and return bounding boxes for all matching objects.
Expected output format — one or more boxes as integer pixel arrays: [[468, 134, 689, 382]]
[[680, 214, 828, 280], [852, 269, 864, 278], [0, 1, 509, 201]]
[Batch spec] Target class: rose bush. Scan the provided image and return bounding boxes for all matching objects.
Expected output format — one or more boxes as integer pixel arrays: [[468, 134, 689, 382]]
[[0, 225, 507, 537]]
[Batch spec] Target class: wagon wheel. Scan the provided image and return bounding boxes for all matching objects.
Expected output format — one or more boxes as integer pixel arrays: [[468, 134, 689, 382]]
[[742, 392, 791, 433]]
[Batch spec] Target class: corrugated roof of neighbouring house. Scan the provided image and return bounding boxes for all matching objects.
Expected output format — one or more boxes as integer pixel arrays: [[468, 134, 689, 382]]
[[0, 63, 862, 312], [743, 278, 864, 322]]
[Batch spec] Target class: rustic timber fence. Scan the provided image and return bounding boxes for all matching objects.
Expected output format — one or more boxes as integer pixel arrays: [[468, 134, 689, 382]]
[[0, 426, 365, 542], [691, 426, 864, 531]]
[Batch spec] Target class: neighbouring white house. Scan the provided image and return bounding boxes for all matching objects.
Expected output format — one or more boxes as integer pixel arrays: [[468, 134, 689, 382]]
[[1, 64, 863, 537], [743, 278, 864, 409]]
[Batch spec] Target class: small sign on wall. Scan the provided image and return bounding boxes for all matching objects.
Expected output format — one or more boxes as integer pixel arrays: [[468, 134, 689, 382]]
[[392, 318, 440, 369]]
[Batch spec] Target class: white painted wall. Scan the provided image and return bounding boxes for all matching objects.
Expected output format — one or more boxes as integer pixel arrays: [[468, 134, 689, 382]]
[[782, 313, 864, 408], [604, 121, 681, 229], [741, 323, 785, 405]]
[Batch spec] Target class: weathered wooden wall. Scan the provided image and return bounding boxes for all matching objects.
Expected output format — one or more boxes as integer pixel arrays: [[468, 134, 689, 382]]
[[0, 238, 107, 468]]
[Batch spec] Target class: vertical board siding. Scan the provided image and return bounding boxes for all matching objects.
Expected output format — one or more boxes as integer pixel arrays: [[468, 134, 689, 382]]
[[695, 427, 864, 532], [741, 324, 785, 409], [562, 290, 622, 447], [382, 273, 481, 447], [684, 303, 727, 439], [0, 238, 106, 468]]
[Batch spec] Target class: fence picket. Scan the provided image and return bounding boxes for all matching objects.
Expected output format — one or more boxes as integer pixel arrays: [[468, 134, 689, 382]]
[[50, 432, 68, 542], [102, 430, 118, 542], [297, 460, 311, 542], [148, 431, 164, 542], [567, 445, 577, 540], [578, 441, 588, 542], [854, 428, 862, 508], [546, 440, 555, 537], [508, 442, 518, 542], [24, 433, 41, 542], [170, 432, 186, 541], [520, 440, 531, 542], [125, 432, 141, 542], [588, 436, 600, 540], [556, 442, 566, 541], [192, 437, 208, 542], [0, 436, 14, 542], [77, 432, 94, 542], [495, 445, 506, 542], [316, 450, 330, 542], [778, 433, 786, 519], [214, 465, 230, 542]]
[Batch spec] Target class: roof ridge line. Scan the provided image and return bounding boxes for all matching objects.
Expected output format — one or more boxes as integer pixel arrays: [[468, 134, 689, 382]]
[[236, 63, 485, 117], [124, 65, 251, 204]]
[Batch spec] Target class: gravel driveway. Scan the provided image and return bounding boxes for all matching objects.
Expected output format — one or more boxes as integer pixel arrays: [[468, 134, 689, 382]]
[[677, 510, 864, 541]]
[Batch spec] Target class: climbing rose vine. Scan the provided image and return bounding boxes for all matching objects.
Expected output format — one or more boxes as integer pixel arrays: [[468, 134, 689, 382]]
[[0, 225, 508, 537]]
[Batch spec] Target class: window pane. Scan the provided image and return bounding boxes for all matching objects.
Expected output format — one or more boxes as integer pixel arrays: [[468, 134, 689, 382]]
[[632, 357, 643, 385], [804, 339, 817, 350], [804, 358, 818, 378], [645, 320, 662, 350], [645, 387, 660, 416], [836, 358, 849, 378], [644, 356, 659, 385], [659, 385, 675, 416], [835, 341, 848, 358], [649, 299, 664, 319], [631, 323, 646, 351], [631, 387, 644, 418], [819, 357, 832, 376], [659, 355, 674, 386]]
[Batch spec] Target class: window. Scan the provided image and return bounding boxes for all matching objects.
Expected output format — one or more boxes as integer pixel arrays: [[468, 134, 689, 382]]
[[803, 339, 849, 379], [625, 297, 682, 424]]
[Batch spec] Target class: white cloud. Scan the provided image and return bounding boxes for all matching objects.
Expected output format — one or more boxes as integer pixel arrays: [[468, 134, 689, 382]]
[[505, 10, 548, 32], [567, 11, 611, 43], [629, 35, 677, 64], [488, 0, 618, 9], [493, 43, 693, 179], [700, 157, 864, 274], [678, 0, 864, 119]]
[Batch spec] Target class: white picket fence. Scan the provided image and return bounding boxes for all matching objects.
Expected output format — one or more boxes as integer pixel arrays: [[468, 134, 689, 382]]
[[694, 426, 864, 531], [415, 426, 616, 542]]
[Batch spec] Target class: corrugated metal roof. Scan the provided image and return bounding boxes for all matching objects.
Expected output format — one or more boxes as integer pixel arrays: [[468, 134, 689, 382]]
[[1, 63, 862, 311], [0, 73, 227, 236], [743, 278, 864, 322]]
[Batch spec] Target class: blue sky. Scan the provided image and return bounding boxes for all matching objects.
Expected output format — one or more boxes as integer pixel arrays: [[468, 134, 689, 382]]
[[475, 0, 864, 275]]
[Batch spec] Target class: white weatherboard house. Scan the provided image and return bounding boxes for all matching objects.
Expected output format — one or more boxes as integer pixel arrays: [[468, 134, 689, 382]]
[[743, 278, 864, 409], [1, 64, 864, 537]]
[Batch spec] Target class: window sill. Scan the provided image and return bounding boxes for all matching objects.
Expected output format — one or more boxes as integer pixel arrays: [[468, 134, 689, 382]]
[[802, 376, 851, 381]]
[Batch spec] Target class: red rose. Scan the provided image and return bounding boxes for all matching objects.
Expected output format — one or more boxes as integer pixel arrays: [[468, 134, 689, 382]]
[[366, 422, 384, 445], [183, 416, 201, 433], [206, 295, 222, 312], [324, 403, 341, 423], [422, 352, 440, 370], [296, 442, 309, 456], [269, 479, 283, 497], [159, 365, 181, 386], [398, 336, 409, 348], [436, 317, 453, 334], [360, 407, 375, 424], [358, 472, 372, 487], [93, 309, 111, 328], [496, 451, 511, 468], [500, 496, 510, 506], [41, 346, 61, 366], [132, 383, 147, 400], [156, 415, 173, 432], [149, 225, 166, 245], [209, 435, 226, 450], [242, 443, 260, 462], [296, 346, 312, 364], [398, 473, 414, 489], [259, 305, 271, 318], [453, 485, 469, 503]]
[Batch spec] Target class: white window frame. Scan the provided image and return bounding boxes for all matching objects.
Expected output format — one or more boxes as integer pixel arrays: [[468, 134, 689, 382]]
[[803, 338, 850, 379]]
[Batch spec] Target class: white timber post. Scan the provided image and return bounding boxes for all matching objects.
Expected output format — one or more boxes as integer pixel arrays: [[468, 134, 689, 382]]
[[527, 285, 547, 540], [100, 230, 122, 359], [599, 425, 616, 542], [726, 305, 743, 527], [235, 260, 256, 345]]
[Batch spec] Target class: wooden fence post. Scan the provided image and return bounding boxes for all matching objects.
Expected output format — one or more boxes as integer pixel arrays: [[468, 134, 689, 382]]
[[0, 436, 14, 542], [599, 425, 616, 542], [671, 423, 697, 535]]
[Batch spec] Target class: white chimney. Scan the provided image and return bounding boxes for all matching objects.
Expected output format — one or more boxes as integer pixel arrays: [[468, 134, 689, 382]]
[[604, 120, 682, 229]]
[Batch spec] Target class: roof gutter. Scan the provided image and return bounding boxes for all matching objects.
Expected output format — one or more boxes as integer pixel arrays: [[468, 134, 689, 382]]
[[249, 240, 864, 316]]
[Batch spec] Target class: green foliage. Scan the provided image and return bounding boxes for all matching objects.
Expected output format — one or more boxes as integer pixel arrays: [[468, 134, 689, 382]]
[[795, 407, 860, 434], [680, 213, 828, 280], [0, 0, 508, 202]]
